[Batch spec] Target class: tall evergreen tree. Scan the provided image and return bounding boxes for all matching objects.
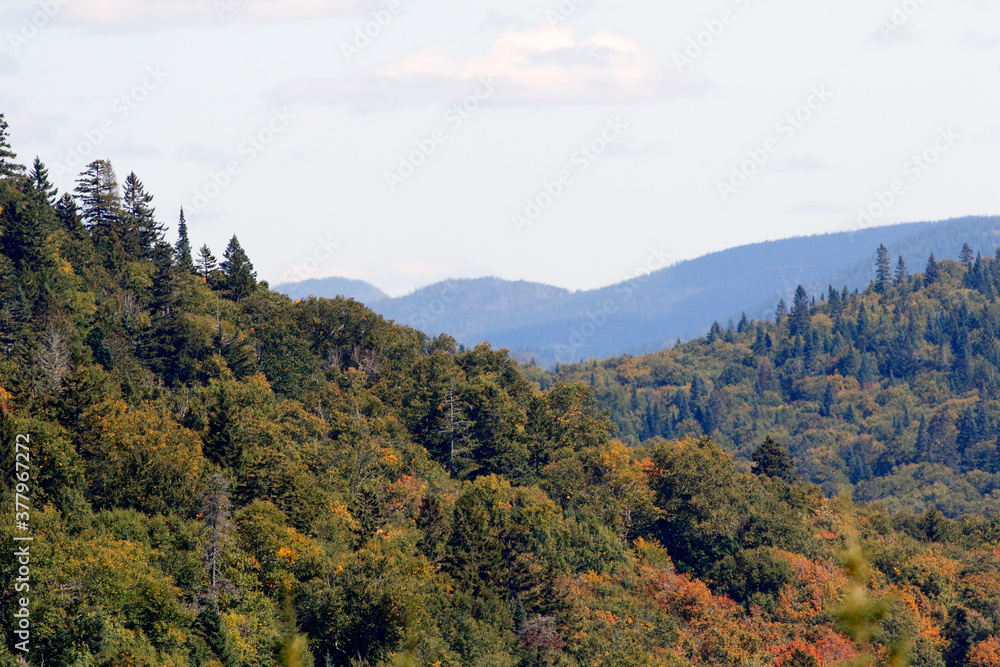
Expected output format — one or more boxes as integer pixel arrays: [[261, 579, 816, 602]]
[[0, 113, 26, 179], [894, 255, 908, 285], [775, 298, 788, 323], [174, 207, 195, 273], [197, 244, 218, 281], [960, 242, 974, 265], [820, 382, 836, 418], [75, 159, 122, 238], [751, 436, 795, 482], [790, 285, 810, 336], [925, 253, 940, 284], [875, 244, 891, 291], [30, 157, 58, 204], [122, 171, 165, 257], [220, 235, 257, 300]]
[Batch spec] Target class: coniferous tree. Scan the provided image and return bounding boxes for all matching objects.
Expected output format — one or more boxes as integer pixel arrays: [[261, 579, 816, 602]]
[[75, 159, 122, 238], [790, 285, 810, 336], [122, 171, 165, 257], [220, 235, 257, 300], [751, 436, 795, 482], [30, 157, 57, 204], [775, 298, 788, 323], [894, 255, 908, 285], [820, 382, 836, 417], [925, 253, 940, 284], [875, 244, 891, 291], [0, 113, 26, 179], [174, 207, 196, 273], [960, 242, 974, 265], [197, 244, 218, 281]]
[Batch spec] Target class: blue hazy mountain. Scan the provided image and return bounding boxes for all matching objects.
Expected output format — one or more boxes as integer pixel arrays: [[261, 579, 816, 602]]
[[273, 276, 390, 304], [275, 216, 1000, 366]]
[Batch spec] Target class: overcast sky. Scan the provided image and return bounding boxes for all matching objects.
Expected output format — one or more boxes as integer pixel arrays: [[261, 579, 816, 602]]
[[2, 0, 998, 295]]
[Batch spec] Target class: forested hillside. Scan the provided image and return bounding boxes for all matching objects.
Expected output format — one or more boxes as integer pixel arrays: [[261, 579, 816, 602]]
[[529, 245, 1000, 519], [2, 115, 1000, 667]]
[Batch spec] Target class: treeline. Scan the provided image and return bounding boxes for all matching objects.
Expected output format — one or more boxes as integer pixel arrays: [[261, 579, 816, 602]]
[[2, 115, 1000, 666]]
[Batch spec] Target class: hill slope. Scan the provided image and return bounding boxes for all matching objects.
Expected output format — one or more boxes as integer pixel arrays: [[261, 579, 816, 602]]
[[277, 216, 1000, 366]]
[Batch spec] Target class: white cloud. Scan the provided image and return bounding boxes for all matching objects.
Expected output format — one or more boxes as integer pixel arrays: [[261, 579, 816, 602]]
[[276, 27, 707, 110]]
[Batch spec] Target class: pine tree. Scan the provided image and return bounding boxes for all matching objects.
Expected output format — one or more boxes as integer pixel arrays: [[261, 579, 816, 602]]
[[775, 298, 788, 323], [894, 255, 908, 285], [790, 285, 810, 336], [174, 207, 196, 273], [751, 436, 795, 482], [122, 171, 165, 257], [30, 157, 57, 204], [820, 382, 836, 417], [875, 244, 891, 291], [197, 244, 218, 281], [75, 159, 122, 238], [925, 253, 940, 284], [0, 113, 26, 179], [220, 235, 257, 300], [960, 242, 974, 265]]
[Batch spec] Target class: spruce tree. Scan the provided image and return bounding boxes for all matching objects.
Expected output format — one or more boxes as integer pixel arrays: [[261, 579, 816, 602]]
[[220, 235, 257, 300], [75, 159, 122, 238], [790, 285, 810, 336], [775, 298, 788, 323], [875, 244, 891, 291], [960, 242, 974, 265], [122, 171, 165, 257], [174, 207, 196, 273], [0, 113, 26, 179], [751, 437, 795, 482], [894, 255, 908, 285], [820, 382, 836, 417], [30, 157, 58, 204], [197, 244, 218, 281], [925, 253, 940, 284]]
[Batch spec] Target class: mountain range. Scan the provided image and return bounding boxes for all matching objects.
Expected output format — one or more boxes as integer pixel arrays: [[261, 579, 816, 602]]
[[274, 216, 1000, 366]]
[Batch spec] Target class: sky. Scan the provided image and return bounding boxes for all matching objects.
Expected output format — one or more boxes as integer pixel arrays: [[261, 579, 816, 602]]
[[1, 0, 998, 296]]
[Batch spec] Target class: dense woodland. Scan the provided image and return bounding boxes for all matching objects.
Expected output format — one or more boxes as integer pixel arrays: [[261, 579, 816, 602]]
[[528, 244, 1000, 519], [2, 114, 1000, 667]]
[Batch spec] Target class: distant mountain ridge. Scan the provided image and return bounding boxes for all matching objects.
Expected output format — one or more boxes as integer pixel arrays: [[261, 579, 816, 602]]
[[275, 216, 1000, 366]]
